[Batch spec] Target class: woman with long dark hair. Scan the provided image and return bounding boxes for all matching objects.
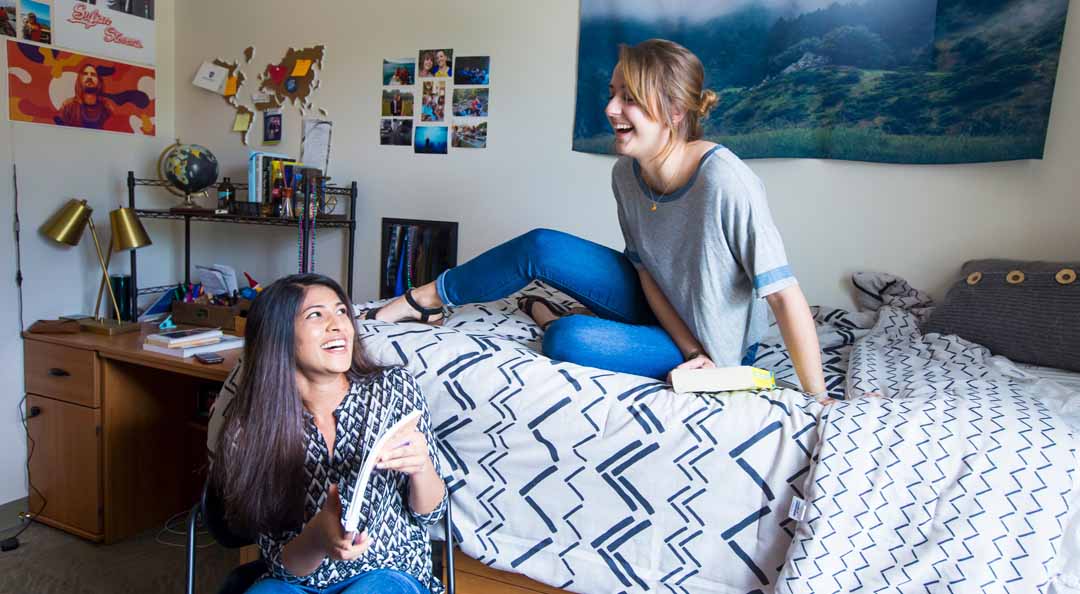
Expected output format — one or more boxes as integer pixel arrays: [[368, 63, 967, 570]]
[[212, 274, 447, 594]]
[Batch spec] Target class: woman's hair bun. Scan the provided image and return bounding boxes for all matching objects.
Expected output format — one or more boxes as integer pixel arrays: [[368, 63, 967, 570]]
[[698, 89, 719, 118]]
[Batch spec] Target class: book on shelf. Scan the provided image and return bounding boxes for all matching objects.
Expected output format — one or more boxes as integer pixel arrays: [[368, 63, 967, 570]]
[[142, 336, 244, 359], [145, 327, 223, 348], [669, 366, 776, 394], [246, 151, 289, 204]]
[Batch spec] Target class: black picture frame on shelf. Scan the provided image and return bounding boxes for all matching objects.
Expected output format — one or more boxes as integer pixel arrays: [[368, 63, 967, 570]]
[[379, 218, 459, 300]]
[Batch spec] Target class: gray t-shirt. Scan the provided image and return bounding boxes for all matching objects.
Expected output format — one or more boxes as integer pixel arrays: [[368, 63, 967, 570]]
[[613, 145, 797, 366]]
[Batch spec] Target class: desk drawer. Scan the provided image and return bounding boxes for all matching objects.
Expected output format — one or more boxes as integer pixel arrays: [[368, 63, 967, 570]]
[[25, 340, 99, 408]]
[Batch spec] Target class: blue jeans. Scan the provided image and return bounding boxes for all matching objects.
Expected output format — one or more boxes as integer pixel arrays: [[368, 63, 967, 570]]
[[246, 569, 430, 594], [436, 228, 687, 379]]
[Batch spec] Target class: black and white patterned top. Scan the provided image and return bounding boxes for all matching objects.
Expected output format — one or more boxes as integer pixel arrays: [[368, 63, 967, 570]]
[[255, 367, 447, 592]]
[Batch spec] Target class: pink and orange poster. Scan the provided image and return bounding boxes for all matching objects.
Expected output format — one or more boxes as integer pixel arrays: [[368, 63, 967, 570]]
[[7, 39, 155, 135]]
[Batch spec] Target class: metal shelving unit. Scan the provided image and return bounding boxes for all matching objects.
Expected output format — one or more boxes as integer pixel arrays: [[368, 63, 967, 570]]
[[126, 171, 359, 315]]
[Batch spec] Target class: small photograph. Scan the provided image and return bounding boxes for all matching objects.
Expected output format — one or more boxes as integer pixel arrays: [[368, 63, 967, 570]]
[[263, 110, 282, 144], [0, 1, 16, 37], [452, 122, 487, 149], [78, 0, 154, 20], [382, 58, 415, 86], [454, 56, 490, 85], [418, 48, 453, 78], [381, 89, 414, 117], [19, 0, 51, 43], [420, 80, 445, 122], [453, 88, 489, 117], [414, 125, 448, 155], [380, 118, 413, 146]]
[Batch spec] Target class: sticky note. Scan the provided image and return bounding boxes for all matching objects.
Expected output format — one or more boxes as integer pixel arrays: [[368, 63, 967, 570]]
[[224, 76, 238, 97], [232, 111, 252, 132], [291, 59, 312, 77]]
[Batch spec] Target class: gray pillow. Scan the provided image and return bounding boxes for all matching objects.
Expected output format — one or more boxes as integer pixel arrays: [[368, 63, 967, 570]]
[[923, 259, 1080, 372]]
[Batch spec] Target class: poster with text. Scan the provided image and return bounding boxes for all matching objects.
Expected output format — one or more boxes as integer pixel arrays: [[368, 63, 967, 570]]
[[7, 39, 155, 134], [54, 0, 155, 65]]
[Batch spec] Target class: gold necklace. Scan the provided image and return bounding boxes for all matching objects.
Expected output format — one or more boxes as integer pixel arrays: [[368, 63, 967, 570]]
[[643, 153, 681, 212], [644, 173, 670, 212]]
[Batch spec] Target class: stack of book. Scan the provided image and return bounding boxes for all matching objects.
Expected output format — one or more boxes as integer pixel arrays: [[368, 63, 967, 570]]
[[142, 327, 244, 358]]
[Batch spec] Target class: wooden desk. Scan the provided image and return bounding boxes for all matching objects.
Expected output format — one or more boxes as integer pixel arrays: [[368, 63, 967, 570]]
[[24, 327, 572, 593], [22, 325, 240, 543]]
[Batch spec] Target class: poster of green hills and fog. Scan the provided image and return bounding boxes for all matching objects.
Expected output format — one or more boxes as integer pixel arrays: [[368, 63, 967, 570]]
[[573, 0, 1069, 164]]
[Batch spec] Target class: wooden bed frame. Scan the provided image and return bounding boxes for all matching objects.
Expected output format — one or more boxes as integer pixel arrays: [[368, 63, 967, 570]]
[[239, 546, 572, 593]]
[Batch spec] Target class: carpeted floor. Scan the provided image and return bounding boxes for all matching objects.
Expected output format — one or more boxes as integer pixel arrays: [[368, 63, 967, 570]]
[[0, 519, 240, 594]]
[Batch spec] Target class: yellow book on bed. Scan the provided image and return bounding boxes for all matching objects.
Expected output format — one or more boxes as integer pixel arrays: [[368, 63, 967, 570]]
[[670, 366, 776, 394]]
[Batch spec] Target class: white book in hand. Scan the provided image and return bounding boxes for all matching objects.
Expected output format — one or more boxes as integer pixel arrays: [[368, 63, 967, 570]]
[[342, 410, 422, 535], [670, 366, 776, 394]]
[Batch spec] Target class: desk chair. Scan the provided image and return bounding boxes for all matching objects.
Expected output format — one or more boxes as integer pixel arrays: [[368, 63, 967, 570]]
[[185, 483, 456, 594]]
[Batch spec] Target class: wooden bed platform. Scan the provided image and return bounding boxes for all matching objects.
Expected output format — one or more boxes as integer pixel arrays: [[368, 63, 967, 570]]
[[450, 553, 571, 593], [239, 546, 573, 593]]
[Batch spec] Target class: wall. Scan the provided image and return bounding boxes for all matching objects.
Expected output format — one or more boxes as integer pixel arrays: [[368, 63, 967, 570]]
[[0, 0, 1067, 511], [173, 0, 1080, 310], [0, 1, 177, 507]]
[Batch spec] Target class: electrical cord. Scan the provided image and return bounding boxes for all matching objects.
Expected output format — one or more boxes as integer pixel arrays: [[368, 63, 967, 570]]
[[155, 509, 216, 550], [12, 162, 22, 331], [1, 395, 46, 551], [3, 162, 42, 553]]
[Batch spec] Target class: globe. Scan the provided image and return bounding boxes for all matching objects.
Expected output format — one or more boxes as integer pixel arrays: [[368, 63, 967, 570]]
[[158, 142, 219, 206]]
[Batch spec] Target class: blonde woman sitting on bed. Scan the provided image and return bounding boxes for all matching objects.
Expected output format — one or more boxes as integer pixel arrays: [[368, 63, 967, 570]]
[[368, 39, 828, 400]]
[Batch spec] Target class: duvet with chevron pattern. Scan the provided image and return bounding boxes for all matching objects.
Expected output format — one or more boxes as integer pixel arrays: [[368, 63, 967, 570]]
[[356, 290, 822, 594], [353, 276, 1078, 594]]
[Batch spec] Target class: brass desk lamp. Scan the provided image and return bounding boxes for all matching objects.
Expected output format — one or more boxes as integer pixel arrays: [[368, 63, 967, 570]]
[[42, 199, 152, 334]]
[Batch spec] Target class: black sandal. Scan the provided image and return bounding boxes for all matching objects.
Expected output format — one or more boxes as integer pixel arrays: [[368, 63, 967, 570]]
[[359, 289, 444, 324], [362, 307, 382, 320], [404, 289, 445, 324], [516, 295, 569, 331]]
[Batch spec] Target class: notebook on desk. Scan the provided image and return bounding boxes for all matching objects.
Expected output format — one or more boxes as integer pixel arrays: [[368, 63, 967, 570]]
[[142, 335, 243, 358]]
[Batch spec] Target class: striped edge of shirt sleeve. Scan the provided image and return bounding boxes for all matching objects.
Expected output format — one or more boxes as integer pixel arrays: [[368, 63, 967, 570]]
[[410, 488, 448, 526], [260, 532, 307, 583], [754, 265, 798, 297]]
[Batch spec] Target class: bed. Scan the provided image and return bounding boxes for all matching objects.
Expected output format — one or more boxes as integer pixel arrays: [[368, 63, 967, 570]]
[[357, 283, 824, 594], [355, 274, 1080, 594]]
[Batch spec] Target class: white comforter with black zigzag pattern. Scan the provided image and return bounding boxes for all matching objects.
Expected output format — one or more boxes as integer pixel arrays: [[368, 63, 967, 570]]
[[357, 284, 824, 594], [354, 274, 1079, 594], [771, 273, 1080, 594]]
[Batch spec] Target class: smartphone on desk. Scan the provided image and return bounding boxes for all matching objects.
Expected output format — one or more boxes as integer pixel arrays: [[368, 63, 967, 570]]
[[194, 352, 224, 365]]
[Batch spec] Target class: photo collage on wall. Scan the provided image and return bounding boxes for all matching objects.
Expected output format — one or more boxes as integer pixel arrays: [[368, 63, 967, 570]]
[[379, 49, 489, 153]]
